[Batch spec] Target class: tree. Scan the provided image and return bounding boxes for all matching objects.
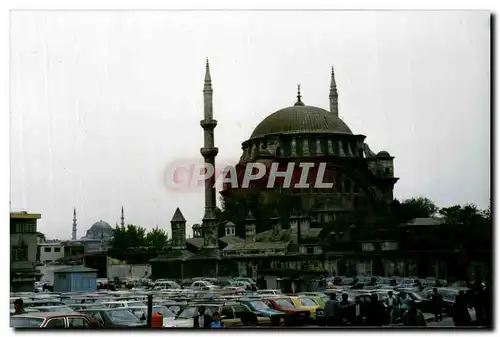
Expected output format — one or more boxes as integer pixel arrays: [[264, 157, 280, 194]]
[[146, 226, 168, 250], [438, 203, 492, 253], [400, 197, 439, 222], [110, 224, 128, 250], [110, 224, 147, 250]]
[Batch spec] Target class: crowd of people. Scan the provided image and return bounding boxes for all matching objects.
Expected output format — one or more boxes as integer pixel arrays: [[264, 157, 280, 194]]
[[322, 283, 492, 327], [323, 292, 422, 327]]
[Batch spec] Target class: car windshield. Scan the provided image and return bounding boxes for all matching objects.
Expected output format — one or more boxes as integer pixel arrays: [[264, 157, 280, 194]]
[[410, 292, 423, 301], [177, 306, 217, 319], [153, 307, 175, 318], [127, 301, 146, 307], [300, 298, 317, 306], [275, 299, 295, 309], [250, 301, 270, 310], [341, 278, 353, 285], [108, 309, 141, 323], [10, 317, 45, 328], [54, 306, 74, 312]]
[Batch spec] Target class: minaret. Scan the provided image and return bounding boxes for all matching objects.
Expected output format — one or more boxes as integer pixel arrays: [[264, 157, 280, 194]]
[[329, 66, 339, 116], [72, 208, 77, 240], [200, 59, 219, 249], [120, 206, 125, 227]]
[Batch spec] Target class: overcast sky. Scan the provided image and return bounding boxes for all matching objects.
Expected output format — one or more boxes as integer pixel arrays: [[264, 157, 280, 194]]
[[10, 10, 490, 240]]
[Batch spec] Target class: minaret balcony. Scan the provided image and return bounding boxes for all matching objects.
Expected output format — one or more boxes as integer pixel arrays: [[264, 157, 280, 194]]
[[200, 119, 218, 129], [200, 147, 219, 157]]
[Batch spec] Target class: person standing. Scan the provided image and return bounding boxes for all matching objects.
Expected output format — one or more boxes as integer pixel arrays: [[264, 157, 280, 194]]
[[483, 282, 492, 327], [402, 301, 426, 327], [385, 291, 396, 324], [396, 291, 410, 322], [431, 288, 443, 322], [338, 293, 351, 326], [452, 291, 471, 327], [193, 306, 212, 328], [210, 312, 224, 328], [324, 293, 340, 326], [13, 299, 26, 315], [349, 297, 365, 326], [365, 294, 385, 326]]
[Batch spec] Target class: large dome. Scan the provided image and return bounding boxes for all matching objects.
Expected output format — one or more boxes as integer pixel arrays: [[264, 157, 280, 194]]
[[250, 105, 353, 139], [90, 220, 112, 231]]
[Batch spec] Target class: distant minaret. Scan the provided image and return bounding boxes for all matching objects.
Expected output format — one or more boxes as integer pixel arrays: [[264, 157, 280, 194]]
[[200, 59, 219, 249], [329, 66, 339, 116], [120, 206, 125, 227], [72, 208, 77, 240]]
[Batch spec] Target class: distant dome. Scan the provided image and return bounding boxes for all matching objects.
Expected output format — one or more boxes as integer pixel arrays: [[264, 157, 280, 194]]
[[84, 220, 113, 240], [377, 151, 391, 158], [250, 105, 353, 139], [90, 220, 112, 231]]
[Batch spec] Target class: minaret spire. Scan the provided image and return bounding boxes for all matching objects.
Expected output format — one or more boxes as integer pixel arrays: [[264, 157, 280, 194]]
[[200, 59, 219, 249], [204, 58, 212, 84], [120, 206, 125, 227], [72, 207, 77, 240], [329, 65, 339, 116], [294, 84, 304, 106]]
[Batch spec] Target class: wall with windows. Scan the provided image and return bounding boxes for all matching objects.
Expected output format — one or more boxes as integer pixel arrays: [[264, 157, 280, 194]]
[[10, 217, 38, 265], [11, 233, 37, 265], [38, 243, 65, 263]]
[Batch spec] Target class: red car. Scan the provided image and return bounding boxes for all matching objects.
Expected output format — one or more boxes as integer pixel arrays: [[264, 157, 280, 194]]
[[261, 297, 310, 325], [11, 312, 101, 329]]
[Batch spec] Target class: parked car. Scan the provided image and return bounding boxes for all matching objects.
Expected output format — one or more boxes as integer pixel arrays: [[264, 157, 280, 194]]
[[77, 308, 147, 328], [237, 299, 288, 326], [11, 312, 100, 328], [289, 296, 321, 320], [171, 301, 258, 328], [188, 280, 218, 290], [256, 289, 282, 296], [67, 303, 106, 311], [261, 297, 310, 325], [152, 280, 181, 290], [127, 305, 176, 326], [30, 306, 75, 313]]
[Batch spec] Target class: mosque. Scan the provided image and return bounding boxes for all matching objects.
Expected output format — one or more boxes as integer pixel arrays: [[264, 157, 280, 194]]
[[149, 61, 405, 285], [68, 207, 118, 253]]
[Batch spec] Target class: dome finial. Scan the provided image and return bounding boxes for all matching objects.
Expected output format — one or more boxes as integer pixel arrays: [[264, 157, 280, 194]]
[[294, 84, 304, 106]]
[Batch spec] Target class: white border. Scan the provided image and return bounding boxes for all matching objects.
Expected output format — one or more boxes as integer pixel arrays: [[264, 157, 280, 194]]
[[1, 1, 496, 337]]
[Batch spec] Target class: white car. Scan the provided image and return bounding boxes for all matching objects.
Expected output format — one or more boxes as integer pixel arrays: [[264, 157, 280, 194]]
[[256, 289, 282, 296], [102, 300, 146, 308], [189, 280, 217, 290], [152, 280, 181, 290]]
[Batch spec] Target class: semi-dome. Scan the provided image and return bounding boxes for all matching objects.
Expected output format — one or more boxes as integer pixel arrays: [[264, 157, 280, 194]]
[[250, 105, 353, 139]]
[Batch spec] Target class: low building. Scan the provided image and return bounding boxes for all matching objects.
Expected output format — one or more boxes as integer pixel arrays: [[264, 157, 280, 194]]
[[10, 211, 43, 292], [38, 242, 65, 264], [53, 265, 98, 293]]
